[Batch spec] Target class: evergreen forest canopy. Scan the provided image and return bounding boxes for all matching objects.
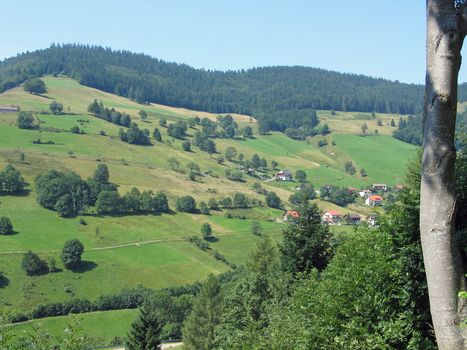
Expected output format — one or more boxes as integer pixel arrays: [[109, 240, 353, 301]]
[[3, 43, 464, 133]]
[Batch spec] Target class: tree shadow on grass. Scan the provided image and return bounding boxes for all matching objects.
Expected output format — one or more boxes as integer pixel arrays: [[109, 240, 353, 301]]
[[204, 236, 219, 243], [71, 261, 97, 273], [0, 275, 10, 288]]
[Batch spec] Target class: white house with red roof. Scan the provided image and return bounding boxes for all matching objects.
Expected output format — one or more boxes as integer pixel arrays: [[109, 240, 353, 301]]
[[365, 195, 383, 206], [276, 170, 292, 181], [322, 210, 342, 224]]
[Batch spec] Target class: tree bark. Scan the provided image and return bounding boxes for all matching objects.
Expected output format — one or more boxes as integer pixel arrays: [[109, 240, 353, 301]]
[[421, 1, 466, 349]]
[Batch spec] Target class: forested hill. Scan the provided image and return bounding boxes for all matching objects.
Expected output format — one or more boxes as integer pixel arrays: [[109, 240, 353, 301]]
[[0, 43, 460, 132]]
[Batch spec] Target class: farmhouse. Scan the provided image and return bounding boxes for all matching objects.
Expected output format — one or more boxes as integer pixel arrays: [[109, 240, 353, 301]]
[[358, 189, 372, 198], [276, 170, 292, 181], [344, 213, 361, 225], [365, 195, 383, 206], [0, 106, 19, 113], [372, 183, 388, 191], [322, 210, 342, 224], [283, 210, 300, 221]]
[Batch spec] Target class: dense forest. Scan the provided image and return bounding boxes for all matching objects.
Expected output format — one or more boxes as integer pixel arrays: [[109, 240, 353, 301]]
[[0, 43, 446, 132]]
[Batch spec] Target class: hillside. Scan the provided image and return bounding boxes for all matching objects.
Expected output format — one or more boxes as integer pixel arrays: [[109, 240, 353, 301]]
[[0, 75, 417, 345], [0, 44, 427, 130]]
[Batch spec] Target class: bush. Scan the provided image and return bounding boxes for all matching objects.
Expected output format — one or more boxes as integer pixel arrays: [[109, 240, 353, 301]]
[[201, 223, 212, 238], [0, 217, 13, 235], [176, 196, 197, 213], [199, 201, 210, 215], [16, 111, 35, 129], [266, 191, 283, 209], [61, 239, 84, 269], [24, 77, 46, 94], [21, 251, 49, 275]]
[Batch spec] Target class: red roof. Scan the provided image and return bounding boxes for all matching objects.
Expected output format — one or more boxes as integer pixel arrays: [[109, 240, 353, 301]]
[[368, 195, 383, 201], [325, 210, 342, 216], [285, 210, 300, 218]]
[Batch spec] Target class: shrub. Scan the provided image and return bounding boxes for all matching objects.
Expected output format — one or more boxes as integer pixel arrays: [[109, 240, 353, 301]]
[[16, 111, 35, 129], [21, 251, 49, 275], [0, 217, 13, 235], [61, 239, 84, 269], [176, 196, 197, 213], [201, 223, 212, 238]]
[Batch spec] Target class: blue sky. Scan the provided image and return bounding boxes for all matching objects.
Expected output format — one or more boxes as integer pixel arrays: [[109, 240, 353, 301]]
[[1, 0, 465, 84]]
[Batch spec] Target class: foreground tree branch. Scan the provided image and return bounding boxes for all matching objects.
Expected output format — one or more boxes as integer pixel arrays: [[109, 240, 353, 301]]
[[421, 0, 466, 348]]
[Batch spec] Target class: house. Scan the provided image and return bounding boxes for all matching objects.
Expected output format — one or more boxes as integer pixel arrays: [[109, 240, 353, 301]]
[[347, 187, 357, 193], [0, 106, 19, 113], [365, 195, 383, 206], [322, 210, 342, 224], [358, 189, 372, 198], [344, 213, 361, 225], [366, 214, 379, 226], [283, 210, 300, 221], [372, 184, 388, 192], [276, 170, 292, 181]]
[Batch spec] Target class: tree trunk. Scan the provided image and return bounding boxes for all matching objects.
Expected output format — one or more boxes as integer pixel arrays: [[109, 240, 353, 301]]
[[421, 1, 466, 349]]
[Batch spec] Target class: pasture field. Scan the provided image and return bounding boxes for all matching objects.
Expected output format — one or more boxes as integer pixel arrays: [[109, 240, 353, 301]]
[[0, 75, 414, 343], [9, 310, 138, 346]]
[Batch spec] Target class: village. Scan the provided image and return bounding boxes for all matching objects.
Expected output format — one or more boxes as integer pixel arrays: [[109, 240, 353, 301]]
[[272, 169, 405, 227]]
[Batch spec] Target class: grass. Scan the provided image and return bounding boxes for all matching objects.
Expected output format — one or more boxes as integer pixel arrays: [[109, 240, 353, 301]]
[[10, 309, 138, 346], [0, 75, 415, 339]]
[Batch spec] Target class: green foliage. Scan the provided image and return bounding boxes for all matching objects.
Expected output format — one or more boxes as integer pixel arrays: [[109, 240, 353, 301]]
[[49, 100, 64, 114], [176, 195, 197, 213], [199, 201, 210, 215], [295, 169, 307, 182], [182, 141, 191, 151], [138, 110, 147, 120], [266, 191, 282, 209], [344, 160, 356, 175], [21, 251, 49, 275], [280, 203, 332, 274], [153, 127, 162, 142], [159, 118, 167, 127], [35, 170, 89, 217], [0, 164, 25, 194], [225, 146, 237, 161], [119, 122, 151, 145], [92, 163, 109, 183], [168, 120, 188, 139], [0, 216, 13, 235], [16, 111, 35, 129], [201, 223, 212, 238], [126, 306, 162, 350], [251, 154, 261, 169], [183, 274, 223, 350], [208, 198, 219, 210], [251, 221, 262, 236], [61, 239, 84, 269], [289, 183, 316, 204], [233, 192, 248, 208], [23, 77, 46, 94], [268, 229, 411, 349], [319, 184, 356, 206]]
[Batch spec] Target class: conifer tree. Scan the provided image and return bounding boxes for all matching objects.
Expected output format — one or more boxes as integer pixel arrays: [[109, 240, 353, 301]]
[[126, 306, 162, 350], [182, 274, 223, 350]]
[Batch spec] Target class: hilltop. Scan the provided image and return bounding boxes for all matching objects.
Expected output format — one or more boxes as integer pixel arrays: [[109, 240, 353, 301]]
[[0, 75, 416, 345]]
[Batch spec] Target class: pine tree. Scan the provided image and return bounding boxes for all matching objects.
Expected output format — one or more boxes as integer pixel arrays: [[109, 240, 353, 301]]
[[183, 274, 223, 350], [153, 128, 162, 142], [126, 306, 162, 350]]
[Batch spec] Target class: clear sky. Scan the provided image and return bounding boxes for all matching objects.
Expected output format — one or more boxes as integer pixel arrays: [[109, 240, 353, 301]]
[[1, 0, 465, 84]]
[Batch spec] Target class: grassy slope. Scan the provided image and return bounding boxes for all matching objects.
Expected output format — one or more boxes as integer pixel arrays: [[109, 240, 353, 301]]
[[0, 76, 415, 343]]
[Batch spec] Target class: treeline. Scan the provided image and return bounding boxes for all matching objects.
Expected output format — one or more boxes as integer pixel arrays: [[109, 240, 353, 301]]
[[393, 110, 466, 147], [0, 44, 442, 132], [35, 164, 169, 217], [87, 100, 151, 145]]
